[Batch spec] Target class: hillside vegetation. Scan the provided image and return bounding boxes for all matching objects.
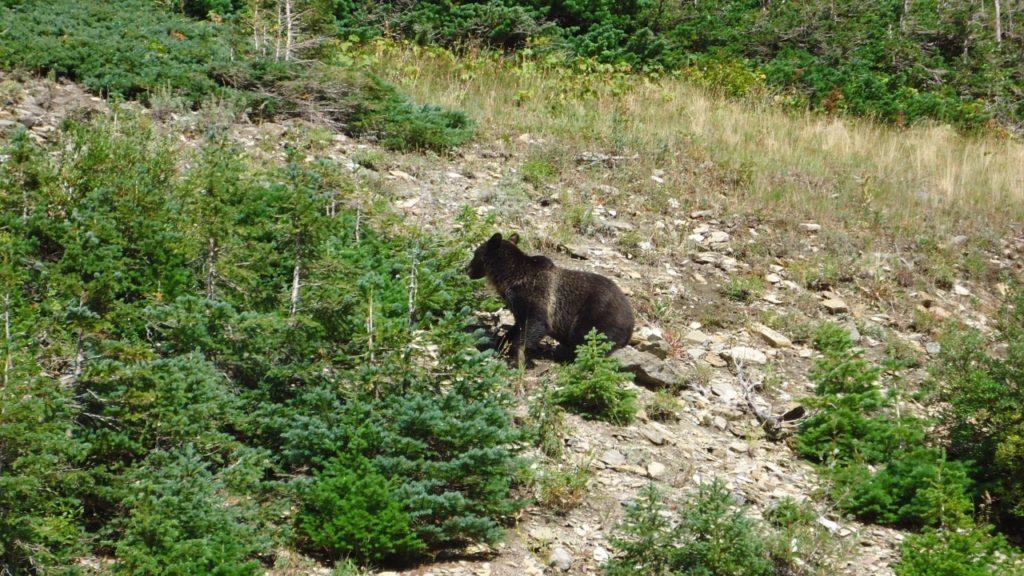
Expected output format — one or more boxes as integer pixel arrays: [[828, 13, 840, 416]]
[[2, 1, 1024, 575], [334, 0, 1024, 133]]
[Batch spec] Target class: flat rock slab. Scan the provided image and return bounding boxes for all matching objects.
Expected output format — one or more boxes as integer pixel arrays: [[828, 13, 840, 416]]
[[612, 346, 685, 389]]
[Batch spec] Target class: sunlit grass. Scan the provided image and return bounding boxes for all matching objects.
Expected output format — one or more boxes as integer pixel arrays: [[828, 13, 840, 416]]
[[357, 40, 1024, 244]]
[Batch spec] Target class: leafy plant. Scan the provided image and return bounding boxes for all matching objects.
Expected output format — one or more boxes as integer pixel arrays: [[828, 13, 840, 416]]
[[896, 526, 1024, 576], [552, 330, 636, 425], [535, 462, 591, 515], [113, 446, 264, 576], [604, 481, 772, 576], [645, 390, 682, 422], [936, 289, 1024, 527], [298, 456, 425, 565]]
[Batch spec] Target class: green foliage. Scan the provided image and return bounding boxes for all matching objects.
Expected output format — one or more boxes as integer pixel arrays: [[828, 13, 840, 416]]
[[645, 390, 682, 422], [298, 456, 425, 565], [535, 462, 591, 515], [0, 114, 519, 569], [113, 446, 264, 576], [527, 381, 567, 458], [0, 0, 235, 104], [795, 323, 975, 530], [339, 1, 1024, 131], [0, 0, 474, 152], [604, 481, 772, 576], [936, 289, 1024, 527], [521, 156, 557, 187], [721, 274, 766, 303], [552, 330, 636, 425], [896, 526, 1024, 576]]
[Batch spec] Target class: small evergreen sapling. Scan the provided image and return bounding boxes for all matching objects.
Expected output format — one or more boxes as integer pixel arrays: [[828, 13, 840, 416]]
[[552, 329, 636, 425], [298, 456, 425, 565]]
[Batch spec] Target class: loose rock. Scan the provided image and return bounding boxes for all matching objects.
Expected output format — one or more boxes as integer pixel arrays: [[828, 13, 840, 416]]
[[724, 346, 768, 365], [753, 323, 792, 348], [549, 546, 573, 571], [612, 346, 685, 389]]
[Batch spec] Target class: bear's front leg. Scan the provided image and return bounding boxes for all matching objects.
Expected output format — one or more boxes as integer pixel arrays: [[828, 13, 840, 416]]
[[512, 316, 548, 370], [497, 323, 520, 357]]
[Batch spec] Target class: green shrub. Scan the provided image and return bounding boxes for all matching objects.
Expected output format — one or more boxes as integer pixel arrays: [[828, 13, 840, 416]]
[[896, 526, 1024, 576], [721, 274, 766, 302], [113, 446, 264, 576], [831, 450, 973, 529], [553, 330, 636, 425], [527, 381, 567, 458], [605, 481, 772, 576], [796, 323, 974, 529], [298, 456, 425, 565], [0, 114, 515, 568], [521, 156, 557, 187], [0, 0, 234, 104], [0, 0, 474, 152], [936, 289, 1024, 526], [535, 463, 591, 515]]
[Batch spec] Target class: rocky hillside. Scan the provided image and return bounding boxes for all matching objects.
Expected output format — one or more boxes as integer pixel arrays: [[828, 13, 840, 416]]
[[3, 62, 1023, 576]]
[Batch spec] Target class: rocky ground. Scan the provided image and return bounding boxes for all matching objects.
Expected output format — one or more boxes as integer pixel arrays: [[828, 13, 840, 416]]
[[4, 70, 1021, 576]]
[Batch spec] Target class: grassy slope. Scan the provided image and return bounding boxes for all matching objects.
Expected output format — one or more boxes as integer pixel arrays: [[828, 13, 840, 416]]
[[365, 41, 1024, 246]]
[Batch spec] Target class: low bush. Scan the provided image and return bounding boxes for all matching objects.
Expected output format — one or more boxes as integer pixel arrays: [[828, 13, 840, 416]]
[[605, 482, 772, 576], [896, 526, 1024, 576], [0, 114, 517, 569], [935, 291, 1024, 529], [298, 456, 424, 565], [552, 330, 636, 425], [0, 0, 474, 152], [795, 323, 972, 529], [535, 463, 591, 515], [605, 481, 840, 576], [113, 446, 264, 576]]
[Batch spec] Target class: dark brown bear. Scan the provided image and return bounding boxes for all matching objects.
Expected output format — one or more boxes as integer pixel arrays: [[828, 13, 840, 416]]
[[468, 232, 634, 366]]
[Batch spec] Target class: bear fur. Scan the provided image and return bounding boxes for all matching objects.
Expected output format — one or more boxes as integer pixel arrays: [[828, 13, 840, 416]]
[[468, 232, 634, 365]]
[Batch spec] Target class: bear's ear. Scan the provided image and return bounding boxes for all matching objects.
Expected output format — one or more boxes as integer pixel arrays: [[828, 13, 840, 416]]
[[508, 232, 520, 245], [487, 232, 502, 246]]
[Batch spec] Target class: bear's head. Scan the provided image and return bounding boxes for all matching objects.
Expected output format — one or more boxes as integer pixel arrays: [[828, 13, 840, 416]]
[[467, 232, 519, 279]]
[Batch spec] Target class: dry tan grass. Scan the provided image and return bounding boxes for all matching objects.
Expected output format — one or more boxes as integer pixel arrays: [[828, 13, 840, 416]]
[[361, 41, 1024, 244]]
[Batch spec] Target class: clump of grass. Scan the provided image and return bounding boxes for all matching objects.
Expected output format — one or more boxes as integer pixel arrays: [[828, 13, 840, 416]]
[[790, 255, 851, 291], [528, 382, 567, 458], [521, 155, 558, 187], [646, 390, 683, 422], [352, 148, 388, 170], [722, 274, 767, 302], [535, 462, 591, 514], [761, 310, 815, 344]]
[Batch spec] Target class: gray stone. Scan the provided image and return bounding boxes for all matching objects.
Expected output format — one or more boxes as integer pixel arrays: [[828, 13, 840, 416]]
[[710, 379, 739, 403], [822, 298, 849, 314], [725, 346, 768, 365], [600, 449, 625, 467], [646, 461, 667, 479], [753, 323, 792, 348], [549, 546, 573, 571], [612, 346, 685, 389], [641, 426, 665, 445], [637, 337, 671, 359]]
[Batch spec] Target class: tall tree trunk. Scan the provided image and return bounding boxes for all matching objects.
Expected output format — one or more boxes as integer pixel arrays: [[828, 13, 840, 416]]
[[275, 0, 282, 61]]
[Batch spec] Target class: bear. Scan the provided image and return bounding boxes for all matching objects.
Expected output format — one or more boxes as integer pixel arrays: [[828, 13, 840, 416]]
[[467, 232, 634, 367]]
